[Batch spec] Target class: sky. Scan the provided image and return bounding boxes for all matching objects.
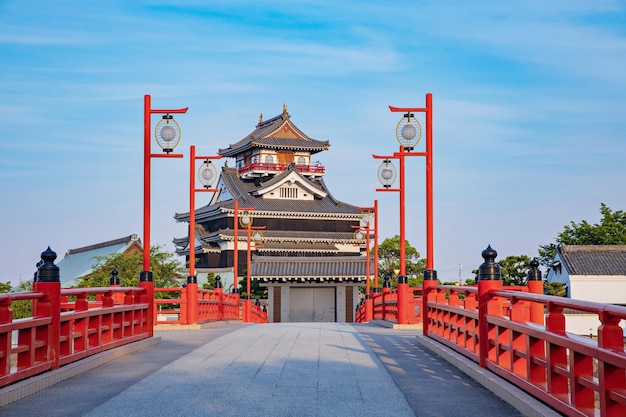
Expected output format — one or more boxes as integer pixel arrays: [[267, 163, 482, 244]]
[[1, 1, 626, 285]]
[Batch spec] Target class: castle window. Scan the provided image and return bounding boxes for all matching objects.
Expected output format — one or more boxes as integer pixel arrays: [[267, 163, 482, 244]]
[[280, 186, 298, 199], [265, 155, 274, 164], [297, 156, 306, 165]]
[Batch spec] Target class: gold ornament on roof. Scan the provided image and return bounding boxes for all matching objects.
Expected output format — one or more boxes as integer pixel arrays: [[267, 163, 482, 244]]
[[283, 102, 288, 114], [259, 113, 263, 123]]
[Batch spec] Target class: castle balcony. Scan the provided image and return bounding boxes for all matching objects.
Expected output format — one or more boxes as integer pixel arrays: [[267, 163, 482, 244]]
[[238, 162, 325, 178]]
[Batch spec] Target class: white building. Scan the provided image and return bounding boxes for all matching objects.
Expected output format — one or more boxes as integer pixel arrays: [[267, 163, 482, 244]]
[[545, 243, 626, 335]]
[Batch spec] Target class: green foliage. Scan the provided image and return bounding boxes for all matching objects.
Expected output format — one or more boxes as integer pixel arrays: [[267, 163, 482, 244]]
[[498, 255, 531, 286], [0, 281, 12, 293], [408, 275, 423, 288], [0, 281, 33, 319], [544, 281, 567, 297], [202, 272, 216, 290], [377, 235, 426, 286], [238, 274, 267, 299], [464, 278, 475, 285], [538, 203, 626, 266], [78, 245, 184, 289]]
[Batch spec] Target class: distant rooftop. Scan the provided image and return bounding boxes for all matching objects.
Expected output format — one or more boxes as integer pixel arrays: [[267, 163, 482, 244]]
[[57, 234, 141, 287], [558, 243, 626, 275]]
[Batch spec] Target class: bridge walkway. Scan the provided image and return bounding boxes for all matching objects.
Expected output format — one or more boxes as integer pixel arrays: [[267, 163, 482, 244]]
[[1, 322, 549, 417]]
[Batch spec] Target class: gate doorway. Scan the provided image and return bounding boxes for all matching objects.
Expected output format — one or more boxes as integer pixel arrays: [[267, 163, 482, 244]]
[[289, 287, 335, 322]]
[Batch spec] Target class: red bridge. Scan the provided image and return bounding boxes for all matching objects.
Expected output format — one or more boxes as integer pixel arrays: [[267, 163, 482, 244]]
[[1, 247, 624, 417]]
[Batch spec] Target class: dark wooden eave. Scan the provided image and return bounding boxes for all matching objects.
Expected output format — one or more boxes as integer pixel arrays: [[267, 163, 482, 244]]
[[218, 111, 330, 158]]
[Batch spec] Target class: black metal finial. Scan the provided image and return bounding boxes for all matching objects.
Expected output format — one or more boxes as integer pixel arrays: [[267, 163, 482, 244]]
[[110, 269, 120, 286], [527, 258, 542, 281], [382, 273, 391, 288], [37, 246, 60, 283], [478, 245, 501, 281]]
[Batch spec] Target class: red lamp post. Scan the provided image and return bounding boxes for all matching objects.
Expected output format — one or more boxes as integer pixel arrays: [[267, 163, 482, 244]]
[[142, 94, 188, 336], [373, 93, 435, 325], [232, 201, 254, 294], [238, 210, 265, 322], [187, 145, 221, 324], [356, 204, 377, 322]]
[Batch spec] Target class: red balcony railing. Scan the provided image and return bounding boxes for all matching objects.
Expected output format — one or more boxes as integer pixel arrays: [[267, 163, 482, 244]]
[[238, 162, 325, 176]]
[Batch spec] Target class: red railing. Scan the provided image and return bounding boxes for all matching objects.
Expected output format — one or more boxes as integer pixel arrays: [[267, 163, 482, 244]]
[[0, 286, 148, 388], [248, 303, 268, 323], [237, 162, 325, 176], [424, 285, 626, 417], [358, 287, 422, 324], [153, 288, 245, 325], [1, 283, 266, 389]]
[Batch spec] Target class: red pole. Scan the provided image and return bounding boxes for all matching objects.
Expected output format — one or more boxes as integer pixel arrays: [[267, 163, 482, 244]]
[[141, 95, 154, 335], [364, 219, 373, 322], [141, 95, 187, 333], [397, 145, 409, 325], [186, 145, 198, 324], [399, 145, 406, 277], [374, 199, 379, 290], [245, 225, 252, 322], [233, 200, 239, 294], [425, 93, 434, 270], [365, 222, 371, 295], [189, 145, 196, 279], [421, 94, 438, 326], [143, 95, 151, 273]]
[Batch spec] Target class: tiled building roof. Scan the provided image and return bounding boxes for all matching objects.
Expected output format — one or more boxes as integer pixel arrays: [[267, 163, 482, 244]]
[[174, 167, 361, 223], [57, 234, 142, 287], [252, 256, 368, 283], [218, 111, 329, 157], [558, 243, 626, 275]]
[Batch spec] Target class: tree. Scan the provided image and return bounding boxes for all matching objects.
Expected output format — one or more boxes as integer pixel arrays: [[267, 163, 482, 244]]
[[377, 235, 426, 287], [544, 281, 567, 297], [538, 203, 626, 266], [0, 280, 33, 319], [78, 245, 184, 289], [497, 255, 531, 286], [0, 281, 12, 293], [202, 272, 216, 290], [238, 273, 267, 299]]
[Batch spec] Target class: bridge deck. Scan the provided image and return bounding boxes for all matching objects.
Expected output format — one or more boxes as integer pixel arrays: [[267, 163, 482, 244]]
[[1, 323, 531, 417]]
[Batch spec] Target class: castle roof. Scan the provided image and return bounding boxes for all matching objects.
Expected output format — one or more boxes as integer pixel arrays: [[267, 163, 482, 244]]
[[174, 166, 361, 223], [218, 109, 329, 157]]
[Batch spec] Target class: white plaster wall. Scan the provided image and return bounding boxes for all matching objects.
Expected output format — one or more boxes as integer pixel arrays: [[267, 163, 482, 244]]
[[280, 286, 290, 323], [570, 276, 626, 304], [564, 313, 626, 336], [336, 286, 346, 323]]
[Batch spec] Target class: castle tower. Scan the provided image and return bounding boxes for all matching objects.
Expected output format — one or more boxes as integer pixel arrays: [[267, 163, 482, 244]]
[[174, 107, 368, 322]]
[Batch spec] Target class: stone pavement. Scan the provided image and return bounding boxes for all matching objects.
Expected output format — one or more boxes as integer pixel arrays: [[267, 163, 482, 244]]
[[0, 322, 552, 417]]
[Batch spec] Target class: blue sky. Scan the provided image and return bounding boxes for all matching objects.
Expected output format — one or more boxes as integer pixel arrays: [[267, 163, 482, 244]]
[[1, 1, 625, 284]]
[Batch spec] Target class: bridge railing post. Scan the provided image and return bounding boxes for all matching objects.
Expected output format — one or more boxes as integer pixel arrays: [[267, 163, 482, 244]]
[[138, 271, 154, 337], [477, 245, 502, 368], [526, 259, 544, 325], [597, 309, 626, 415], [397, 275, 409, 324], [215, 276, 224, 321], [381, 274, 391, 321], [422, 269, 438, 333], [109, 269, 125, 304], [32, 247, 61, 370], [186, 275, 198, 325]]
